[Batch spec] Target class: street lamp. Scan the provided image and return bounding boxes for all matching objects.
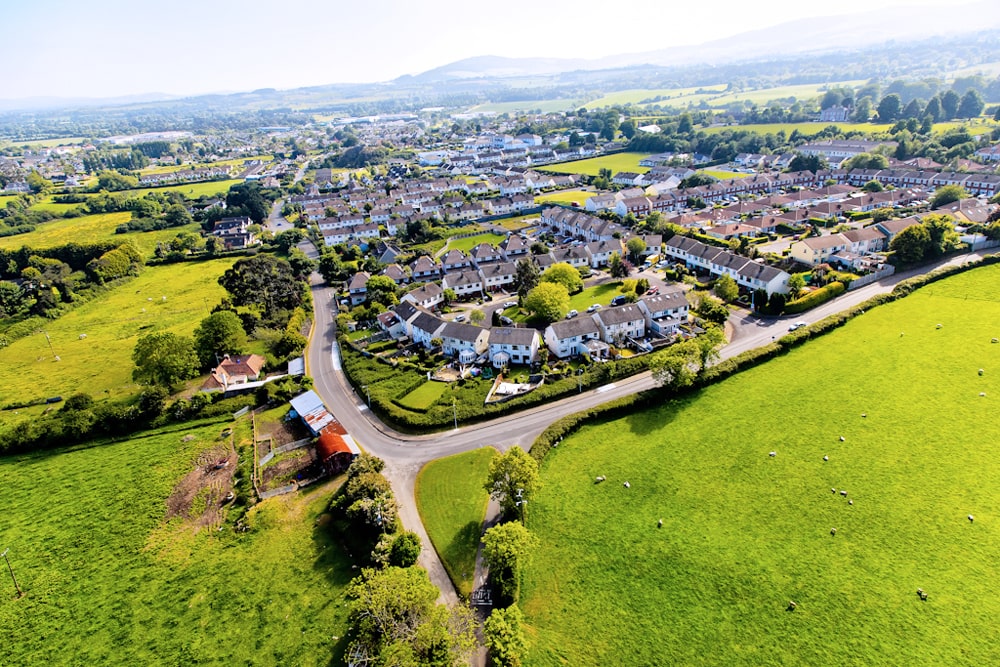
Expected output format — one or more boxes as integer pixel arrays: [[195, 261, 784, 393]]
[[1, 548, 22, 598], [453, 398, 458, 430]]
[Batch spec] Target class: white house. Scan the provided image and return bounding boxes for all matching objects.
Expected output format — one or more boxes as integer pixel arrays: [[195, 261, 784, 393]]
[[543, 316, 602, 359], [594, 304, 646, 344], [488, 327, 539, 366], [439, 322, 490, 359], [638, 290, 689, 336]]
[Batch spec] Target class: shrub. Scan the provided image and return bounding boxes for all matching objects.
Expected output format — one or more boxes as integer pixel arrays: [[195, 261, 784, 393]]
[[783, 281, 846, 314]]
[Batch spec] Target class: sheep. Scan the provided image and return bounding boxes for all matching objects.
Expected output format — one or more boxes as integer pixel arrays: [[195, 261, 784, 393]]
[[594, 476, 606, 484], [787, 600, 797, 611], [839, 436, 845, 442], [936, 323, 942, 329], [979, 369, 985, 376], [981, 392, 987, 397], [992, 338, 998, 344], [623, 481, 630, 489], [840, 490, 848, 497], [823, 455, 829, 461], [769, 451, 777, 457], [968, 514, 975, 523], [848, 500, 854, 506], [830, 528, 838, 536], [832, 488, 837, 494], [919, 591, 928, 601], [861, 413, 867, 418], [658, 519, 663, 528]]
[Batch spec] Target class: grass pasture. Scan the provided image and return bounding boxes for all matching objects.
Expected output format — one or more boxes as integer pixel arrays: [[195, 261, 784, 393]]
[[0, 421, 353, 666], [584, 85, 728, 110], [397, 381, 448, 412], [0, 258, 234, 404], [415, 447, 496, 598], [521, 263, 1000, 666], [466, 100, 578, 114], [0, 212, 199, 256], [538, 153, 652, 177], [121, 178, 243, 200]]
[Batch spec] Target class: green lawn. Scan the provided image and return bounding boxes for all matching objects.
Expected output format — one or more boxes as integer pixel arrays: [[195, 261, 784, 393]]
[[0, 259, 234, 405], [2, 136, 88, 148], [534, 189, 592, 206], [397, 381, 448, 411], [538, 153, 652, 177], [497, 215, 538, 232], [0, 420, 354, 666], [584, 85, 728, 110], [139, 155, 273, 176], [29, 197, 83, 214], [521, 263, 1000, 666], [566, 282, 626, 313], [445, 232, 507, 254], [415, 448, 496, 598], [0, 212, 199, 256], [700, 168, 748, 180]]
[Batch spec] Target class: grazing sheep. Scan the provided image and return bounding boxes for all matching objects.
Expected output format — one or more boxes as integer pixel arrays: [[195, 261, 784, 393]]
[[861, 413, 867, 418], [839, 436, 845, 442], [658, 519, 663, 528], [840, 490, 848, 497], [992, 338, 998, 344], [979, 369, 985, 376], [917, 588, 924, 596], [787, 600, 797, 611], [595, 476, 606, 484], [623, 481, 630, 488], [832, 488, 837, 494], [848, 500, 854, 506], [920, 591, 928, 601], [830, 528, 838, 536], [981, 392, 987, 397], [936, 323, 942, 329], [823, 455, 829, 461], [969, 514, 975, 523], [769, 451, 777, 457]]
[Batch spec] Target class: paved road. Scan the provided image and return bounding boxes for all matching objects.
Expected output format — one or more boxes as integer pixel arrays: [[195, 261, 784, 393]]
[[303, 246, 995, 605]]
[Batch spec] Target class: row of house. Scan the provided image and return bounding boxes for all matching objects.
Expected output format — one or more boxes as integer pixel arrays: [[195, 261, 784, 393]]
[[663, 236, 792, 295], [380, 289, 690, 364], [843, 168, 1000, 197], [139, 166, 231, 186]]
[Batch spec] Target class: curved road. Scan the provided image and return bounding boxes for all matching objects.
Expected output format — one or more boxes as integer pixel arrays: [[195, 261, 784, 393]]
[[303, 247, 995, 604]]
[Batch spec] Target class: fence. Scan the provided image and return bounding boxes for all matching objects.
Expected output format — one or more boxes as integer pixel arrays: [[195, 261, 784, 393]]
[[847, 265, 895, 290], [258, 436, 313, 467], [970, 238, 1000, 252]]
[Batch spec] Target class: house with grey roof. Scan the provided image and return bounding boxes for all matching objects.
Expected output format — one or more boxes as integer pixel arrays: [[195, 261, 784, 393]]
[[638, 289, 689, 336], [544, 316, 603, 359], [442, 269, 484, 298], [488, 327, 540, 366], [439, 322, 490, 358], [401, 282, 444, 310], [594, 304, 646, 345]]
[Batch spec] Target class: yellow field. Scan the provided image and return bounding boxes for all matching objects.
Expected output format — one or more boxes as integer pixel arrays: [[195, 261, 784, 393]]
[[0, 212, 200, 256]]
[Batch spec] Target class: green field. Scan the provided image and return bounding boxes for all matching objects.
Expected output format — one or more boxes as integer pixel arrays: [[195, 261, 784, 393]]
[[397, 380, 448, 411], [497, 215, 538, 232], [700, 120, 996, 137], [584, 85, 728, 110], [0, 212, 199, 256], [0, 259, 234, 405], [0, 420, 353, 666], [29, 197, 83, 214], [415, 447, 496, 598], [140, 155, 273, 176], [566, 282, 626, 313], [539, 153, 652, 177], [466, 100, 578, 114], [445, 232, 507, 254], [2, 136, 88, 148], [122, 179, 243, 200], [534, 189, 592, 206], [700, 169, 748, 180], [521, 263, 1000, 666]]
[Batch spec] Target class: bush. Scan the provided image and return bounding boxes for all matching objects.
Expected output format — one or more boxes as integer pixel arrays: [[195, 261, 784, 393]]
[[782, 281, 846, 314], [389, 531, 422, 568]]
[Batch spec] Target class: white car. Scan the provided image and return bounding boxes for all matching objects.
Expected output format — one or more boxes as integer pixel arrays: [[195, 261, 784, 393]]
[[586, 304, 601, 313], [565, 309, 579, 319], [503, 301, 517, 309], [453, 314, 466, 322]]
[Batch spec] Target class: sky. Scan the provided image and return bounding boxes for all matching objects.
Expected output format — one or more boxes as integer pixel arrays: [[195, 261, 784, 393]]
[[0, 0, 983, 101]]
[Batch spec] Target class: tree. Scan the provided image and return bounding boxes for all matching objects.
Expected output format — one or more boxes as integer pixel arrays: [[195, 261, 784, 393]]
[[625, 237, 647, 264], [346, 566, 476, 667], [484, 447, 540, 521], [523, 282, 569, 323], [514, 257, 540, 298], [930, 184, 968, 209], [607, 252, 630, 279], [193, 310, 247, 368], [164, 203, 193, 228], [889, 224, 931, 264], [441, 288, 456, 308], [843, 153, 889, 171], [649, 340, 698, 389], [694, 326, 726, 371], [470, 309, 485, 325], [225, 182, 270, 223], [713, 274, 738, 302], [923, 213, 958, 257], [787, 273, 806, 298], [877, 94, 902, 122], [852, 97, 873, 122], [388, 531, 421, 568], [218, 255, 303, 324], [273, 228, 305, 253], [958, 90, 985, 119], [941, 90, 960, 120], [693, 293, 729, 326], [484, 605, 528, 667], [862, 180, 884, 193], [483, 522, 537, 607], [925, 96, 942, 122], [540, 262, 583, 295], [366, 275, 399, 307], [902, 98, 924, 119], [994, 105, 1000, 122], [787, 154, 828, 173], [132, 332, 199, 390]]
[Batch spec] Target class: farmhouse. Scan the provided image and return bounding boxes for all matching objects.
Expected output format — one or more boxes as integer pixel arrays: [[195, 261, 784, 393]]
[[200, 354, 267, 393]]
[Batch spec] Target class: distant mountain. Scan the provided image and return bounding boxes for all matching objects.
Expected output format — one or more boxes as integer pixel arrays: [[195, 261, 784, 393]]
[[0, 92, 183, 112], [400, 1, 1000, 82]]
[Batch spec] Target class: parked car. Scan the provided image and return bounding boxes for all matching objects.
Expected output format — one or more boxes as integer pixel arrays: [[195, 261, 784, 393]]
[[454, 314, 466, 322], [586, 303, 601, 313], [500, 316, 514, 326], [503, 300, 517, 308], [610, 295, 628, 306], [565, 309, 579, 319], [646, 286, 659, 295], [788, 320, 807, 331]]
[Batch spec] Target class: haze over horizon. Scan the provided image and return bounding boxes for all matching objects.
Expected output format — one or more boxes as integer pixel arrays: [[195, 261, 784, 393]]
[[0, 0, 986, 103]]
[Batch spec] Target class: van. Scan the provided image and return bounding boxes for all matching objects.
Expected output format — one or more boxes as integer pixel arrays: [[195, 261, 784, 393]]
[[610, 296, 628, 306]]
